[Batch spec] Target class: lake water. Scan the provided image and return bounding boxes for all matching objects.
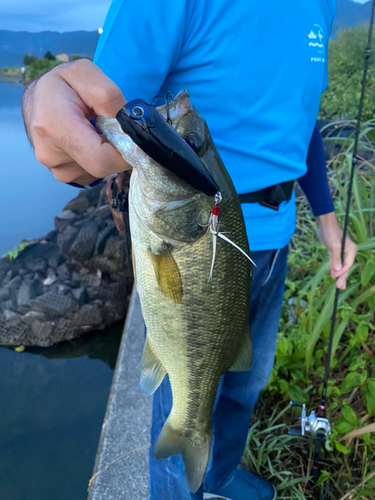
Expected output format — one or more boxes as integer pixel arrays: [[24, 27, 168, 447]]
[[0, 81, 122, 499], [0, 82, 77, 256]]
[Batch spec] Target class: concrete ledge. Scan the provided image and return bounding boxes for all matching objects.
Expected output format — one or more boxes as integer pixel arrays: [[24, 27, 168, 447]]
[[88, 287, 151, 500]]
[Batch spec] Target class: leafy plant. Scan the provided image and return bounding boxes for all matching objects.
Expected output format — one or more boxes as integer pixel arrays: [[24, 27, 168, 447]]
[[320, 27, 375, 121], [4, 240, 34, 260], [43, 50, 56, 61], [23, 55, 37, 66], [26, 57, 62, 81], [246, 123, 375, 499]]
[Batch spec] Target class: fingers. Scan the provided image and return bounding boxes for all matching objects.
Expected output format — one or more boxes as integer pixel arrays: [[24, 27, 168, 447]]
[[336, 270, 350, 290], [24, 59, 130, 184], [57, 59, 126, 119], [330, 238, 357, 290]]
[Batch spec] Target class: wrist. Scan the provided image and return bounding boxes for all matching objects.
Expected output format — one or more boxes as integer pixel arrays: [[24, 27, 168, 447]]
[[318, 211, 339, 230]]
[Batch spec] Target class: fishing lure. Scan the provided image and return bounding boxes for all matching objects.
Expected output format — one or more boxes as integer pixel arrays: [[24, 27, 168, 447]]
[[208, 192, 255, 281], [116, 97, 219, 196]]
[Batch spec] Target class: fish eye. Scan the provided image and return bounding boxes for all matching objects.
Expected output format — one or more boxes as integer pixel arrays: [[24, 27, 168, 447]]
[[184, 133, 205, 156], [132, 105, 145, 118]]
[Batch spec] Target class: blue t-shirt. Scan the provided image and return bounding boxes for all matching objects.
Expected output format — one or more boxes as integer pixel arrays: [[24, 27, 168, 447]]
[[94, 0, 336, 251]]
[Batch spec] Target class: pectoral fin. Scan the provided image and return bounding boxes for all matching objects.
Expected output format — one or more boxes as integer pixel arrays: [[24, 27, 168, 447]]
[[139, 335, 167, 395], [149, 250, 183, 303], [229, 330, 252, 372]]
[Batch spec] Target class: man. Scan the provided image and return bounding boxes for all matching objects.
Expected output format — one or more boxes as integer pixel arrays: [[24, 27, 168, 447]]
[[22, 1, 356, 498]]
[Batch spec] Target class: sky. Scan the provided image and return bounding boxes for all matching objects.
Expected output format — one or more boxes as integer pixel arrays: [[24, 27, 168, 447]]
[[0, 0, 370, 33], [0, 0, 111, 32]]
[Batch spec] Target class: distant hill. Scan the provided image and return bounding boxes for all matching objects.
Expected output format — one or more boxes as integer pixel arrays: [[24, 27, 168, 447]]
[[333, 0, 372, 37], [0, 2, 373, 68], [0, 30, 99, 68]]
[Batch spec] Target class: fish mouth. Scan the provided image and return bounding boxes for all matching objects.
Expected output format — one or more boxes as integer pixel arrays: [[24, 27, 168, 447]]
[[155, 89, 192, 123], [116, 91, 219, 197]]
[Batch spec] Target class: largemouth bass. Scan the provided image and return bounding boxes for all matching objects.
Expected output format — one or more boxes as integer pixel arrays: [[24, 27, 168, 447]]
[[97, 90, 252, 492]]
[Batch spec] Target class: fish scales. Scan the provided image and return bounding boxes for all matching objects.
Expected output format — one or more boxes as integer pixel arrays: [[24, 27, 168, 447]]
[[97, 90, 252, 493]]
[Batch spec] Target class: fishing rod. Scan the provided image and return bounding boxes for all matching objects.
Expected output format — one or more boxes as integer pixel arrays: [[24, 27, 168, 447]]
[[288, 0, 375, 484]]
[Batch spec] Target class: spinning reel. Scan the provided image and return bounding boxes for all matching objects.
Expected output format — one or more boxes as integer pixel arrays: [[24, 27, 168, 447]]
[[288, 401, 332, 482]]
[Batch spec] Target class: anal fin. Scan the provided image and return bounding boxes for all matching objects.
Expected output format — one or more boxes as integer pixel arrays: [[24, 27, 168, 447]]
[[229, 330, 252, 372], [140, 335, 167, 395]]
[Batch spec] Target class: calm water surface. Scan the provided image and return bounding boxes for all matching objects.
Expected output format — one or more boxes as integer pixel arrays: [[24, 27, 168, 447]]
[[0, 82, 77, 256], [0, 81, 122, 500]]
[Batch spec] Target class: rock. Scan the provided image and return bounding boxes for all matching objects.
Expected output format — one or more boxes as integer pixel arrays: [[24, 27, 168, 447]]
[[4, 275, 22, 290], [56, 263, 70, 278], [70, 221, 99, 261], [0, 180, 132, 347], [33, 272, 45, 281], [43, 269, 57, 286], [16, 241, 55, 262], [3, 310, 22, 327], [63, 280, 80, 288], [56, 284, 72, 295], [57, 226, 79, 255], [54, 210, 77, 232], [44, 230, 57, 242], [25, 260, 46, 272], [64, 194, 89, 212], [104, 237, 121, 258], [30, 290, 77, 315], [71, 287, 88, 304], [0, 288, 10, 301], [2, 270, 13, 286], [0, 259, 10, 283], [17, 280, 41, 306], [23, 310, 48, 323], [69, 221, 99, 263], [54, 218, 72, 232], [48, 252, 65, 268], [75, 304, 103, 326], [88, 255, 124, 275], [83, 272, 101, 288], [86, 287, 99, 300], [57, 210, 76, 220], [72, 271, 81, 282], [95, 223, 117, 255], [31, 320, 53, 339], [92, 205, 111, 220]]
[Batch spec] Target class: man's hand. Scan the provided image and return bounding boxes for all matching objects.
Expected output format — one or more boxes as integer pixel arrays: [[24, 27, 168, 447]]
[[318, 212, 357, 290], [22, 59, 130, 185]]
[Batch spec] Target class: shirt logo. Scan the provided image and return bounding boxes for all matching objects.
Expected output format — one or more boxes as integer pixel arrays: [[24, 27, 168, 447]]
[[308, 24, 325, 63]]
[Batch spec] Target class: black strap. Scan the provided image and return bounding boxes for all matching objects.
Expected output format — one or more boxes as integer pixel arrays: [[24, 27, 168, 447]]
[[238, 180, 294, 210]]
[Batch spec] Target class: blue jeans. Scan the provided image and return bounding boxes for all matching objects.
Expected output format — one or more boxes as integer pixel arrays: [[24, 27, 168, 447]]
[[149, 244, 289, 499]]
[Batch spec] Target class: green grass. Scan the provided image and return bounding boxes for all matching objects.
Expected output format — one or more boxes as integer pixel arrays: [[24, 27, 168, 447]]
[[0, 67, 22, 76], [4, 240, 34, 260], [245, 122, 375, 499]]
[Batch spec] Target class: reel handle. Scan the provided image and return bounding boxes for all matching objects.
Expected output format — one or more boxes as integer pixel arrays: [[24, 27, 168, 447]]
[[288, 428, 302, 436], [290, 401, 304, 408]]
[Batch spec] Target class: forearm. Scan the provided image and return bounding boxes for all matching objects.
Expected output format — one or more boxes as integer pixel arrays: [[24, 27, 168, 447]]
[[297, 123, 334, 216]]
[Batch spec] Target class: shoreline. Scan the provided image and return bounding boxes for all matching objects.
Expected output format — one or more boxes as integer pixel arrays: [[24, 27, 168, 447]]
[[0, 74, 25, 84]]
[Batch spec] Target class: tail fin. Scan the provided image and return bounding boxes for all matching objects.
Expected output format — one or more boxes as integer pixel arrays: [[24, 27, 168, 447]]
[[154, 417, 212, 493]]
